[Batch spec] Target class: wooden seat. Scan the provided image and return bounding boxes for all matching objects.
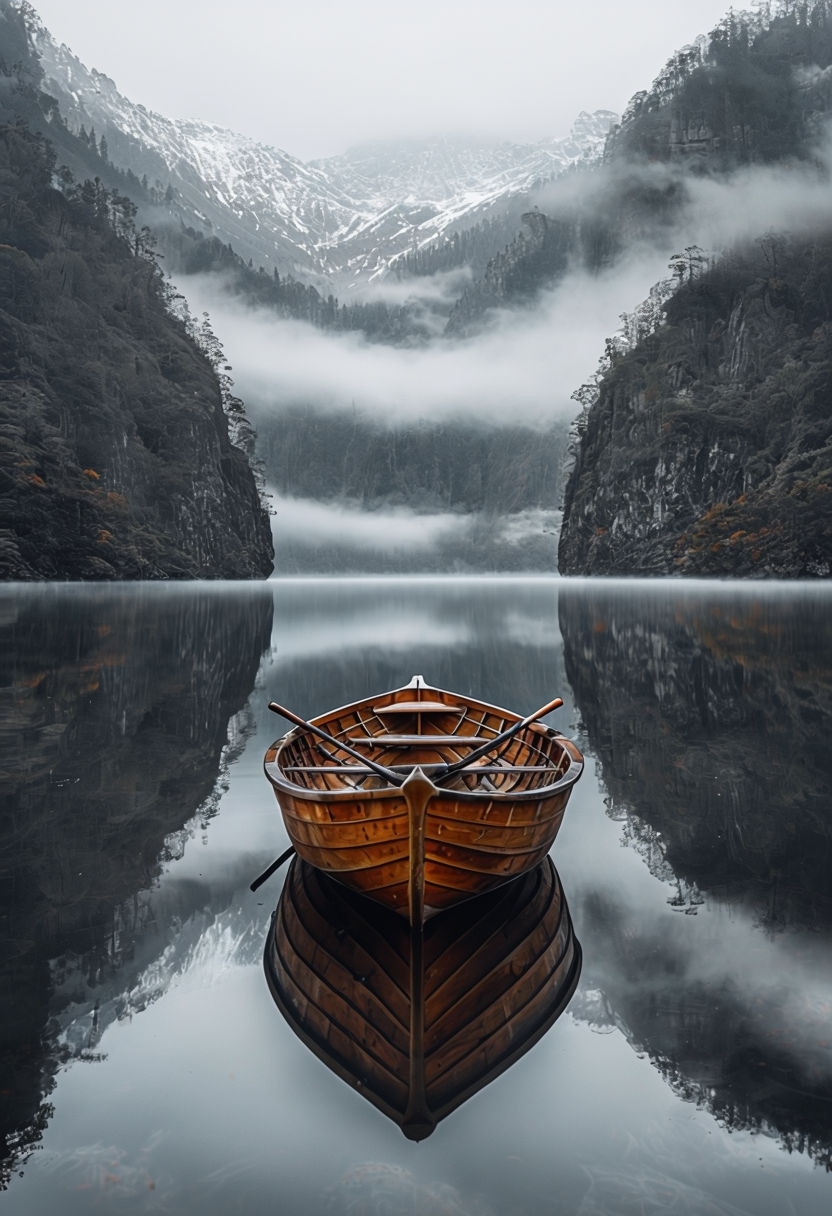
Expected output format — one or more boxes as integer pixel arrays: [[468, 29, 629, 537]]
[[349, 734, 493, 748], [373, 701, 464, 715], [284, 763, 559, 774]]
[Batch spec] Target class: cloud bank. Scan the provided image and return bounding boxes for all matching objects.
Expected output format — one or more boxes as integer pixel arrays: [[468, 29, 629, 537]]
[[272, 496, 467, 550], [185, 254, 672, 429]]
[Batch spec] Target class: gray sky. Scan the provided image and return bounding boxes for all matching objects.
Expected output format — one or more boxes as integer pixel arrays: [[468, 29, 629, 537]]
[[31, 0, 734, 160]]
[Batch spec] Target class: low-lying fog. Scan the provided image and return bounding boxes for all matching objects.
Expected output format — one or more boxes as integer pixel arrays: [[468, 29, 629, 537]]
[[270, 496, 560, 575], [184, 253, 670, 429]]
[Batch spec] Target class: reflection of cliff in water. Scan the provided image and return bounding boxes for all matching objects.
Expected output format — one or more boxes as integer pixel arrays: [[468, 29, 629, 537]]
[[574, 887, 832, 1170], [559, 586, 832, 1167], [0, 586, 273, 1186], [559, 588, 832, 928]]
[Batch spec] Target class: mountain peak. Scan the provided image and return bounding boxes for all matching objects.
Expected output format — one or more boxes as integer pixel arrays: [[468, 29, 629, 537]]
[[20, 2, 616, 286]]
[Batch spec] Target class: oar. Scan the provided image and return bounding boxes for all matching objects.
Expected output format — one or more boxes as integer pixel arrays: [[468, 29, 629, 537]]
[[249, 844, 295, 892], [433, 696, 564, 784], [268, 700, 404, 786]]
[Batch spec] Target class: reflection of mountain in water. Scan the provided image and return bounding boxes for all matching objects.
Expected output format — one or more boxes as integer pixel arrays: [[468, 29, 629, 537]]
[[559, 586, 832, 1167], [265, 858, 580, 1139], [0, 587, 273, 1186]]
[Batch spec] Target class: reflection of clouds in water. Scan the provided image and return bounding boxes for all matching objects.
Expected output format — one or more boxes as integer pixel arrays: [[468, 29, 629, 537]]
[[720, 964, 832, 1087], [577, 891, 832, 1088], [269, 577, 560, 661], [578, 1164, 755, 1216], [502, 604, 559, 649], [324, 1163, 491, 1216], [272, 609, 468, 661]]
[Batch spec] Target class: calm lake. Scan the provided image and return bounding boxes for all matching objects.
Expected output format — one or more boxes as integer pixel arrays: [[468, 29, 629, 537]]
[[2, 576, 831, 1216]]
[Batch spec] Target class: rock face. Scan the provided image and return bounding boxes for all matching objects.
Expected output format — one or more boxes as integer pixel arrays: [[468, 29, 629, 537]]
[[559, 238, 832, 578], [0, 119, 273, 580]]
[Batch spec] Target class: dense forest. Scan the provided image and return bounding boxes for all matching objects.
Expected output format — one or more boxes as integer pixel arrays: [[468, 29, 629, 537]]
[[262, 410, 567, 574], [259, 409, 568, 513]]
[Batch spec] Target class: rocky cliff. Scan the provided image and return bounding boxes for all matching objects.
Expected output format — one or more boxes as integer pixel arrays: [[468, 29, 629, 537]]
[[557, 3, 832, 578], [558, 236, 832, 577]]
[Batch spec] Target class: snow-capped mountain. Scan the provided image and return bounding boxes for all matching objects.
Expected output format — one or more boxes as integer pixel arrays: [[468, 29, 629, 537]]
[[23, 2, 615, 287]]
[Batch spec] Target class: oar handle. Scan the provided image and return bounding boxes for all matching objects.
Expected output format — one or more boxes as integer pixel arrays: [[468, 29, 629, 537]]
[[249, 845, 295, 892], [435, 696, 563, 783], [268, 701, 404, 786]]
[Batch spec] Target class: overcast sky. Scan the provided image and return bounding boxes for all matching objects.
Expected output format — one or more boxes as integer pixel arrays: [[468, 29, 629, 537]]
[[31, 0, 734, 160]]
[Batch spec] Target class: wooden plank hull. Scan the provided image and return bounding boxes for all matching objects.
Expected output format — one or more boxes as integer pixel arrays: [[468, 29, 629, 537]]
[[264, 856, 581, 1140], [264, 677, 583, 922]]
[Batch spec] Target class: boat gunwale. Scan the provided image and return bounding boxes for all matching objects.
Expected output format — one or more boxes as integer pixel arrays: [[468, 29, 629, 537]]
[[265, 733, 583, 804]]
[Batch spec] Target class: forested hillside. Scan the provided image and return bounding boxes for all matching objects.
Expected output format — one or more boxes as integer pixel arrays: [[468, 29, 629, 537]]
[[558, 0, 832, 577], [259, 410, 568, 514], [0, 1, 273, 579], [447, 3, 832, 333], [559, 235, 832, 576]]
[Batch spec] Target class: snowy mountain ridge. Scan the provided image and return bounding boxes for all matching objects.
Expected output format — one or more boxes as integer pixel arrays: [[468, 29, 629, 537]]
[[22, 2, 616, 287]]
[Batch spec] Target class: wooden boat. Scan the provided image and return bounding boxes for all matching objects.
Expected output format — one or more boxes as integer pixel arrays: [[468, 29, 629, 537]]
[[263, 676, 583, 924], [264, 855, 581, 1140]]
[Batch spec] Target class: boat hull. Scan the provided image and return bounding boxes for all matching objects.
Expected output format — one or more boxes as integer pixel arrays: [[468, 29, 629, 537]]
[[264, 678, 583, 922]]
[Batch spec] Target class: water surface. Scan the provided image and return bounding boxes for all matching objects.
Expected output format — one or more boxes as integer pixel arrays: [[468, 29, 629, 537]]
[[1, 577, 831, 1215]]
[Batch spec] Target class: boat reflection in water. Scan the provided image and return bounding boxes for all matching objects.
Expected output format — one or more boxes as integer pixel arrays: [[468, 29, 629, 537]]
[[264, 856, 580, 1140]]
